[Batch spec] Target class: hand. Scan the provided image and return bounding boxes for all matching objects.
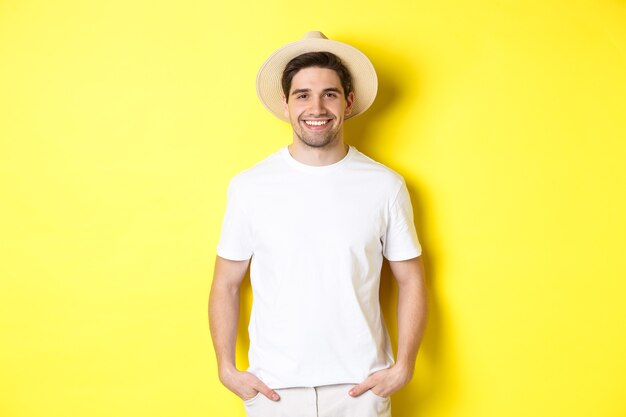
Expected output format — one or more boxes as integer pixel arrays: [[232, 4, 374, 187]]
[[219, 367, 280, 402], [348, 363, 414, 398]]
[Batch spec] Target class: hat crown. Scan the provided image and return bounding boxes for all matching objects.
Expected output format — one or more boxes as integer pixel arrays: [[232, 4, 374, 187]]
[[303, 31, 328, 40]]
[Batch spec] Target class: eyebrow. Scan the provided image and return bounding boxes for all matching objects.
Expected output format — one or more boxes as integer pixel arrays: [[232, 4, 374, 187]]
[[290, 88, 311, 96], [290, 87, 343, 96]]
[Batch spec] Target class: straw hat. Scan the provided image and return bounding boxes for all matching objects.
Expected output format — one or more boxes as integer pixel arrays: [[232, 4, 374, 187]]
[[256, 31, 378, 122]]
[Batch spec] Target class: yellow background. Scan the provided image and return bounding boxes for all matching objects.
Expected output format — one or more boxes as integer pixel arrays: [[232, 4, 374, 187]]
[[1, 0, 625, 416]]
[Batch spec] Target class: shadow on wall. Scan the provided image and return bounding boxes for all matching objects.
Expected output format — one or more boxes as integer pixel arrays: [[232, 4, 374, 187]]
[[343, 37, 404, 156]]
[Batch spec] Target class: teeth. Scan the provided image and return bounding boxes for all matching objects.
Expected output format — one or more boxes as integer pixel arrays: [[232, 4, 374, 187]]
[[304, 120, 328, 126]]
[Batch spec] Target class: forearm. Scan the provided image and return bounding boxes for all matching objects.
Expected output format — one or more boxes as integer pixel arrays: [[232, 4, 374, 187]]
[[395, 277, 427, 369], [392, 256, 427, 370], [209, 277, 241, 376], [208, 257, 278, 401]]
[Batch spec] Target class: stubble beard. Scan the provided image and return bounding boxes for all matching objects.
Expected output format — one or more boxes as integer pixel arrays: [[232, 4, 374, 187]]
[[294, 123, 342, 149]]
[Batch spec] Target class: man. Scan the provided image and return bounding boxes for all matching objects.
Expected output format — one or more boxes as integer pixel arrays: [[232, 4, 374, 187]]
[[209, 31, 427, 417]]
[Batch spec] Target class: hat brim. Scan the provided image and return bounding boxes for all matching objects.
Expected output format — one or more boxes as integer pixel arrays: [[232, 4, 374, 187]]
[[256, 37, 378, 122]]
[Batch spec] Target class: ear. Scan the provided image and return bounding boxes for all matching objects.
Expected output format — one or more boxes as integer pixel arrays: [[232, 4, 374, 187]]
[[282, 95, 289, 118], [344, 91, 355, 116]]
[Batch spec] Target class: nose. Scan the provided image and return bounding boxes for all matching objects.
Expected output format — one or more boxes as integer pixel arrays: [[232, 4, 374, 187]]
[[309, 96, 324, 115]]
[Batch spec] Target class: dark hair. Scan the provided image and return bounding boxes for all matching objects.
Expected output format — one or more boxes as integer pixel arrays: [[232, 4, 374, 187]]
[[281, 51, 353, 102]]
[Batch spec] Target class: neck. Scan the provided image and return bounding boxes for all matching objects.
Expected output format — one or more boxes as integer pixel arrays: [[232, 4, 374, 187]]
[[288, 138, 349, 167]]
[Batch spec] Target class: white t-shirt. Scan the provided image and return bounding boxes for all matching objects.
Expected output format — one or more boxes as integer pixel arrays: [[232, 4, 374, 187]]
[[217, 145, 421, 389]]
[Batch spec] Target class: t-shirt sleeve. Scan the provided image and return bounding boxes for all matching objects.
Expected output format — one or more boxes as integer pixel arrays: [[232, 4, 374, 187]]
[[216, 178, 254, 261], [382, 180, 422, 261]]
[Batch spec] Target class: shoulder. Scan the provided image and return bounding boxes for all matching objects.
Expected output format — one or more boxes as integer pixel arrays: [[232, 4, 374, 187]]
[[349, 147, 406, 190], [227, 148, 285, 193]]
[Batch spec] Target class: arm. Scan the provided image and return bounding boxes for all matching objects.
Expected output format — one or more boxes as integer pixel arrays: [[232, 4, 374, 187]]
[[349, 255, 427, 397], [208, 255, 280, 401]]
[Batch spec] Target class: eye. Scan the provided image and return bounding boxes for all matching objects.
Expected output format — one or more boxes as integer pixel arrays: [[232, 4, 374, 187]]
[[325, 92, 338, 98], [296, 93, 308, 100]]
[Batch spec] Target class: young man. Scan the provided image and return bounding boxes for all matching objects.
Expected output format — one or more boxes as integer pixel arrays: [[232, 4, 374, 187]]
[[209, 31, 427, 417]]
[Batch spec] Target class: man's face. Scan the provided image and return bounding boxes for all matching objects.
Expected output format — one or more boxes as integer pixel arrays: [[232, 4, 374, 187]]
[[282, 67, 355, 149]]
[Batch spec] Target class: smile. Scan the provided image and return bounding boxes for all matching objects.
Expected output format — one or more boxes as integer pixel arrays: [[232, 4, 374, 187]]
[[303, 120, 330, 126]]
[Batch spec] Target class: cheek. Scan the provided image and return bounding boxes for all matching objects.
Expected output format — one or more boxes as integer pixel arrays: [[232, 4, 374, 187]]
[[287, 104, 300, 117]]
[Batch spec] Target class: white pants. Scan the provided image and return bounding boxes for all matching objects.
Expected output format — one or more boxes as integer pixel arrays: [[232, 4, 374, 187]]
[[243, 384, 392, 417]]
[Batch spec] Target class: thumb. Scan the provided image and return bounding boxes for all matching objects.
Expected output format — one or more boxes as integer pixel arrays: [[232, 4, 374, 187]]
[[349, 380, 373, 397], [251, 377, 280, 401]]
